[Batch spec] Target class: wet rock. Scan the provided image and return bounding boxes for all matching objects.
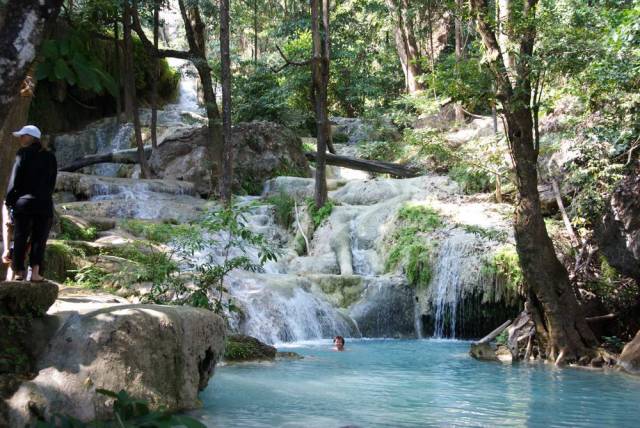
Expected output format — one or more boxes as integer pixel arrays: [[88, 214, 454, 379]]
[[331, 117, 400, 145], [276, 351, 304, 360], [308, 274, 365, 308], [7, 294, 225, 425], [618, 329, 640, 376], [596, 173, 640, 282], [0, 281, 58, 317], [349, 276, 415, 338], [150, 121, 311, 195], [470, 342, 498, 361], [56, 172, 197, 199], [223, 335, 277, 362]]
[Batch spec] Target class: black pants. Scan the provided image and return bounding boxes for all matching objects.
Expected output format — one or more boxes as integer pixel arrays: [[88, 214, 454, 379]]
[[11, 213, 53, 273]]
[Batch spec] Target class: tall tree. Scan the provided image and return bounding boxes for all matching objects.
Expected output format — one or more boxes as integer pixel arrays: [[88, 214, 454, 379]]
[[123, 0, 152, 178], [131, 1, 223, 194], [469, 0, 597, 363], [386, 0, 423, 93], [311, 0, 331, 208], [0, 0, 63, 128], [220, 0, 234, 202], [454, 0, 465, 122], [150, 0, 160, 149]]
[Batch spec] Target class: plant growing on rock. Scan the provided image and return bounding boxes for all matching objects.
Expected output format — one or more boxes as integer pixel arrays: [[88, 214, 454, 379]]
[[147, 203, 277, 315]]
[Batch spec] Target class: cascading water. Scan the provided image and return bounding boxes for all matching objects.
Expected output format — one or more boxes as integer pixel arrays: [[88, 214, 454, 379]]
[[92, 123, 134, 177], [429, 232, 483, 338]]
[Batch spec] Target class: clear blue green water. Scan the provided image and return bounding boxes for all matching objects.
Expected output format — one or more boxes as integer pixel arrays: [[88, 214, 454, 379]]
[[193, 339, 640, 427]]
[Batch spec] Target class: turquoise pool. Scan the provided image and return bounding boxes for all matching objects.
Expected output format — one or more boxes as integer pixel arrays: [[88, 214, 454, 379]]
[[192, 339, 640, 427]]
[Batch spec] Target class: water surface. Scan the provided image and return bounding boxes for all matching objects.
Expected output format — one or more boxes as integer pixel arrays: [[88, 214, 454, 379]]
[[194, 339, 640, 427]]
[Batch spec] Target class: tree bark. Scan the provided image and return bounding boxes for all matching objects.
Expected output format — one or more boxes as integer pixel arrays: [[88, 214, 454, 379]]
[[114, 19, 122, 124], [0, 0, 63, 127], [150, 0, 160, 149], [253, 0, 259, 64], [0, 73, 36, 205], [386, 0, 423, 93], [454, 0, 465, 122], [123, 0, 152, 179], [311, 0, 331, 208], [470, 0, 597, 363], [219, 0, 233, 203]]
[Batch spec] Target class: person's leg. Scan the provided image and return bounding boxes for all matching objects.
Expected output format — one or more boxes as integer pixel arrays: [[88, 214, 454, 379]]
[[28, 216, 52, 281], [11, 214, 31, 279]]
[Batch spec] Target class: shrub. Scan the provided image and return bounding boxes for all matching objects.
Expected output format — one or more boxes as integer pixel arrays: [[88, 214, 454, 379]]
[[306, 199, 335, 228], [266, 192, 295, 228]]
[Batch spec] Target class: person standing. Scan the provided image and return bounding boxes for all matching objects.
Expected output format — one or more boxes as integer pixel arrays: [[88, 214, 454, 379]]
[[4, 125, 57, 281]]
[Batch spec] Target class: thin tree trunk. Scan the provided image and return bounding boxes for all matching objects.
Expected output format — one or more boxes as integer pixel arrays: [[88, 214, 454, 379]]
[[0, 73, 36, 205], [219, 0, 233, 203], [253, 0, 259, 64], [311, 0, 328, 208], [454, 0, 465, 122], [123, 0, 152, 178], [150, 0, 160, 149], [114, 19, 122, 124]]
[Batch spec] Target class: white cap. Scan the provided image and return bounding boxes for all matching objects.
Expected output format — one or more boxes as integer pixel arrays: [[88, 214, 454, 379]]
[[13, 125, 41, 140]]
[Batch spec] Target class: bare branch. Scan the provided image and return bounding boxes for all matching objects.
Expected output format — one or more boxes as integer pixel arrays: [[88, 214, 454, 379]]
[[270, 45, 311, 73]]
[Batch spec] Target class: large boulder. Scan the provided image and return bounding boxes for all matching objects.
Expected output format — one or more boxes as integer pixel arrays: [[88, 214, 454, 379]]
[[7, 292, 225, 425], [596, 173, 640, 281], [0, 281, 58, 317], [149, 121, 311, 195], [618, 329, 640, 376]]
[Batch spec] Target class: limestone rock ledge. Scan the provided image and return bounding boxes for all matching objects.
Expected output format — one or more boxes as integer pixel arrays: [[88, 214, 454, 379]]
[[7, 290, 225, 425], [618, 329, 640, 376]]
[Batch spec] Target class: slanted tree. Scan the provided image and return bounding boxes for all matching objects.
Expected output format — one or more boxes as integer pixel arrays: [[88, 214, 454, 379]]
[[469, 0, 598, 363], [311, 0, 331, 208], [123, 0, 152, 178], [219, 0, 234, 202], [0, 0, 64, 128]]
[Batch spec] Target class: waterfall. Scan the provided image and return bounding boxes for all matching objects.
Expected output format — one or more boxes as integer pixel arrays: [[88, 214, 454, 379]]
[[92, 123, 134, 177], [430, 232, 483, 338]]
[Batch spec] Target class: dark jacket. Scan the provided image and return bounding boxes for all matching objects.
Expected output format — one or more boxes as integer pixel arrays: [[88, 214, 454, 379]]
[[5, 141, 57, 217]]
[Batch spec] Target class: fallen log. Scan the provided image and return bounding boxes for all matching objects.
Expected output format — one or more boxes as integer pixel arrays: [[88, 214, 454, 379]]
[[59, 146, 152, 172], [304, 151, 419, 178], [474, 319, 512, 345]]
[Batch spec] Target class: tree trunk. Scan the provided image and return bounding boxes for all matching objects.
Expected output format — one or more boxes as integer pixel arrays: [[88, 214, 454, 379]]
[[0, 73, 36, 205], [386, 0, 422, 93], [123, 1, 151, 178], [59, 146, 151, 172], [470, 0, 597, 363], [454, 0, 465, 122], [311, 0, 328, 208], [305, 151, 419, 178], [0, 0, 63, 127], [219, 0, 233, 203], [150, 0, 160, 149], [114, 19, 122, 124], [253, 0, 259, 64]]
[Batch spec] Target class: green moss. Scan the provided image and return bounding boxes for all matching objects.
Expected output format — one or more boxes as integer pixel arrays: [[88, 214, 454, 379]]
[[481, 245, 524, 294], [332, 132, 350, 144], [385, 204, 443, 288], [223, 335, 276, 362], [119, 219, 193, 244], [59, 216, 97, 241], [313, 275, 364, 308], [461, 224, 508, 242], [44, 240, 83, 282]]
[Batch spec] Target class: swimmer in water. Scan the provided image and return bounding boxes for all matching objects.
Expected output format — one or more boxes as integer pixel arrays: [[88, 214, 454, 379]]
[[333, 335, 345, 351]]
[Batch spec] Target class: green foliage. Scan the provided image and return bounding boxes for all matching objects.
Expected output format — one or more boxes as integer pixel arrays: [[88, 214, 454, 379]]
[[461, 225, 508, 242], [37, 30, 118, 97], [119, 220, 191, 244], [448, 163, 494, 194], [266, 192, 295, 228], [146, 203, 278, 315], [385, 204, 443, 288], [306, 199, 335, 228], [357, 140, 402, 162], [601, 336, 625, 354], [59, 217, 97, 241], [481, 246, 524, 293], [67, 265, 108, 290], [36, 389, 205, 428]]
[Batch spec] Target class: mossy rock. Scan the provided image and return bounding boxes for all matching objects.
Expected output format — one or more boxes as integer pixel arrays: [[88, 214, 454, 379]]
[[0, 281, 58, 317], [310, 274, 364, 308], [223, 335, 277, 362], [276, 351, 304, 361], [44, 240, 82, 283]]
